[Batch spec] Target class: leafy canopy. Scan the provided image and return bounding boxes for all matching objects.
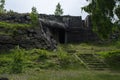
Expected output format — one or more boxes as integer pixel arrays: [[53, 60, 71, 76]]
[[82, 0, 120, 39], [0, 0, 5, 13]]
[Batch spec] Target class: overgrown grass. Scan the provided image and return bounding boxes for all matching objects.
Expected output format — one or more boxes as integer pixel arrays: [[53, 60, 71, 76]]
[[0, 21, 31, 35], [97, 50, 120, 71], [62, 43, 119, 55], [2, 69, 120, 80], [115, 41, 120, 48], [10, 46, 24, 74], [0, 21, 31, 29], [0, 46, 81, 74], [0, 43, 120, 80]]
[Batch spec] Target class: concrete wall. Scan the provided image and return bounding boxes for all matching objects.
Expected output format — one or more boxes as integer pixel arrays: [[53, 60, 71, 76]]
[[0, 13, 98, 51]]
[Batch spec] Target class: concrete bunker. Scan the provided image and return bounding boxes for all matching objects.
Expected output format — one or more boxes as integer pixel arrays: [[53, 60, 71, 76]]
[[39, 15, 98, 44], [40, 18, 67, 43], [50, 28, 65, 43]]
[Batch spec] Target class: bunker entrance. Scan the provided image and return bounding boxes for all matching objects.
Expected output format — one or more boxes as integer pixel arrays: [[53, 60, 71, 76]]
[[50, 28, 66, 44], [58, 29, 65, 44]]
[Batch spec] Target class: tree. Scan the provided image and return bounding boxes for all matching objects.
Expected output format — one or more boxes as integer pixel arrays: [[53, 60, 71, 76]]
[[54, 3, 63, 16], [0, 0, 5, 13], [82, 0, 120, 39], [30, 7, 39, 26]]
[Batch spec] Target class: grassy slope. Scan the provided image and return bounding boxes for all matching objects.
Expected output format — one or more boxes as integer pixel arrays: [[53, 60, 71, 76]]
[[0, 21, 31, 29], [0, 43, 120, 80], [0, 21, 31, 35], [6, 69, 120, 80]]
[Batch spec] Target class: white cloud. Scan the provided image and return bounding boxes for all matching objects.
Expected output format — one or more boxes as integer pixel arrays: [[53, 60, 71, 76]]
[[5, 0, 89, 19]]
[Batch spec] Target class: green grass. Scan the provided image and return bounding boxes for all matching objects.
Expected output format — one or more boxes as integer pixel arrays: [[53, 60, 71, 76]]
[[27, 70, 120, 80], [1, 69, 120, 80], [0, 21, 31, 29], [0, 47, 82, 73], [62, 43, 119, 54], [0, 21, 31, 35], [97, 50, 120, 71], [0, 43, 120, 80]]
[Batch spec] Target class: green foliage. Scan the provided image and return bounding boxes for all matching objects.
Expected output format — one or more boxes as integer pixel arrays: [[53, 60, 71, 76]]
[[54, 3, 63, 16], [0, 43, 120, 79], [0, 21, 31, 29], [0, 21, 31, 35], [105, 50, 120, 61], [56, 47, 78, 68], [0, 57, 11, 73], [98, 50, 120, 70], [30, 7, 39, 26], [22, 49, 59, 69], [115, 41, 120, 48], [14, 69, 120, 80], [10, 46, 24, 73], [82, 0, 120, 39], [0, 43, 120, 75], [36, 49, 50, 61], [57, 48, 70, 67], [0, 0, 6, 14]]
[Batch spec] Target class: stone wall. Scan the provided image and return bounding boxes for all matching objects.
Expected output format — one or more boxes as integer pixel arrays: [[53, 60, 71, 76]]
[[0, 13, 30, 23], [84, 15, 92, 30], [0, 13, 57, 51], [0, 26, 57, 51], [0, 13, 98, 51], [66, 29, 98, 43]]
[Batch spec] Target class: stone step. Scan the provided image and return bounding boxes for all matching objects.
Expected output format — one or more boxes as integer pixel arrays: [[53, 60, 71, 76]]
[[78, 54, 110, 70]]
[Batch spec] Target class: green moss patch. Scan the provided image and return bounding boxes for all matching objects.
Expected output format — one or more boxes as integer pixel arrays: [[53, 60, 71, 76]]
[[0, 21, 31, 35], [0, 21, 31, 29]]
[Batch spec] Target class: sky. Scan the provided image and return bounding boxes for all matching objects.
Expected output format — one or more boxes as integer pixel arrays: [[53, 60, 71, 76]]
[[4, 0, 89, 19]]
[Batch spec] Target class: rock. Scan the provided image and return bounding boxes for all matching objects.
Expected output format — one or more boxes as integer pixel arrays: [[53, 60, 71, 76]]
[[0, 23, 57, 50], [0, 22, 57, 50]]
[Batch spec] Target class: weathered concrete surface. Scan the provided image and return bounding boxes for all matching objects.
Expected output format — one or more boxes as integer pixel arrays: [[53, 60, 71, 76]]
[[0, 22, 57, 51], [0, 13, 99, 51], [39, 18, 68, 29]]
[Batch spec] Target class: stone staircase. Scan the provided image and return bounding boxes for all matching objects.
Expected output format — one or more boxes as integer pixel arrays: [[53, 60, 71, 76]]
[[76, 54, 110, 70]]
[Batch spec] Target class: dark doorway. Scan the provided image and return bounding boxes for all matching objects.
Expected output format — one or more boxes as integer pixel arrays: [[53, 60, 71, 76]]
[[59, 29, 65, 43], [49, 28, 65, 44]]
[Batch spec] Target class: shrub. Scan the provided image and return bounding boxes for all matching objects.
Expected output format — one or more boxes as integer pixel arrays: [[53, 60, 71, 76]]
[[105, 51, 120, 64], [0, 58, 11, 73], [30, 7, 39, 26], [37, 49, 50, 62], [57, 47, 74, 68], [98, 50, 120, 70], [10, 46, 24, 73], [115, 41, 120, 48]]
